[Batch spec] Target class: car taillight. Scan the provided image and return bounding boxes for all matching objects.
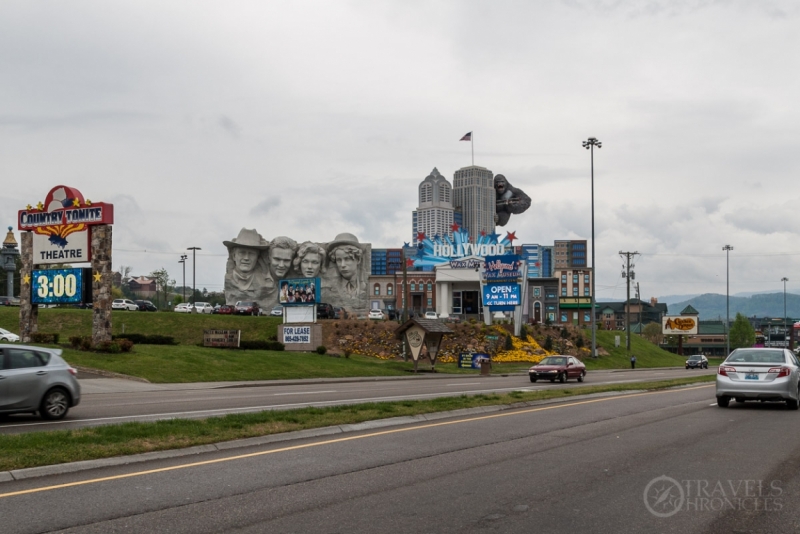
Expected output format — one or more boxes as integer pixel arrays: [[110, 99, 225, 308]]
[[68, 367, 78, 376], [768, 367, 791, 378], [719, 366, 736, 376]]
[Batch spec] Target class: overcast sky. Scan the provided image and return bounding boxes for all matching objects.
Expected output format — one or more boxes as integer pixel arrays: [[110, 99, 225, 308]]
[[2, 1, 798, 300]]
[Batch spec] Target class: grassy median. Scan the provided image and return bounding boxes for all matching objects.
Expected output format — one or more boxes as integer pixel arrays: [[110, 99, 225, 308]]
[[0, 375, 715, 472]]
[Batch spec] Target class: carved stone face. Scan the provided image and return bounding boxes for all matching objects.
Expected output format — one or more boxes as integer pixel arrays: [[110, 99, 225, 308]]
[[269, 247, 294, 279], [333, 249, 358, 281], [233, 248, 258, 274], [494, 176, 507, 195], [300, 251, 322, 278]]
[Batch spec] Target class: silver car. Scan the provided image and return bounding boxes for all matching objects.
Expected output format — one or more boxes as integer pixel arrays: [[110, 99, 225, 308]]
[[0, 345, 81, 420], [716, 348, 800, 409]]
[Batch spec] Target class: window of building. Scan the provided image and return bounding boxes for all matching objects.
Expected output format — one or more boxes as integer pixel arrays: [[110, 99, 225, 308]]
[[374, 284, 380, 296], [561, 312, 568, 323], [584, 287, 590, 296], [427, 298, 432, 307], [561, 287, 567, 296], [573, 274, 578, 284], [410, 283, 416, 292], [561, 274, 567, 284], [584, 274, 590, 285], [427, 282, 432, 292], [452, 291, 462, 314], [387, 284, 393, 296], [573, 287, 578, 296], [584, 312, 591, 322]]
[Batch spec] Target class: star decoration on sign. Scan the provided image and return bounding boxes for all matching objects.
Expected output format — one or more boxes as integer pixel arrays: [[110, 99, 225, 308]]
[[450, 222, 460, 232], [403, 242, 410, 248], [26, 204, 32, 210], [505, 231, 517, 243], [72, 198, 81, 207], [23, 274, 30, 285], [416, 232, 426, 242], [36, 202, 44, 211], [488, 231, 500, 241], [86, 199, 92, 206], [406, 258, 415, 267], [93, 271, 102, 282], [480, 230, 486, 237]]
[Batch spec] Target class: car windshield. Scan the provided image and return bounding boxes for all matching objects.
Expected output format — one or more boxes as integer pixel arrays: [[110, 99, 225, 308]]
[[688, 356, 701, 361], [539, 357, 567, 366], [726, 350, 786, 364], [0, 328, 9, 335], [239, 302, 255, 306]]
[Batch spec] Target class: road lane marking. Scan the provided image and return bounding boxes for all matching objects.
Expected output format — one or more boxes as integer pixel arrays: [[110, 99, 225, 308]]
[[0, 384, 713, 499], [273, 391, 337, 396], [447, 383, 481, 386]]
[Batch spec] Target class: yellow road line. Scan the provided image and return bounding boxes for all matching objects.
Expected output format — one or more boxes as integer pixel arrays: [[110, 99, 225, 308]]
[[0, 384, 713, 499]]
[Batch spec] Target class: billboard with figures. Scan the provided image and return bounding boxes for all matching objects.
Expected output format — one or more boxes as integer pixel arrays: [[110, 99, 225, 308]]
[[279, 277, 320, 305]]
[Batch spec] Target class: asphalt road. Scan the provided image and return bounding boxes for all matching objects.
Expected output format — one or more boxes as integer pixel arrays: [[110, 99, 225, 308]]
[[2, 382, 799, 533], [0, 367, 716, 433]]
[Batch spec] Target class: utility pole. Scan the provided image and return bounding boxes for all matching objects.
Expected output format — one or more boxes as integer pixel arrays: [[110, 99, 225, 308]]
[[179, 254, 187, 304], [582, 137, 602, 358], [636, 282, 641, 329], [723, 245, 733, 355], [620, 251, 639, 353], [187, 246, 201, 313]]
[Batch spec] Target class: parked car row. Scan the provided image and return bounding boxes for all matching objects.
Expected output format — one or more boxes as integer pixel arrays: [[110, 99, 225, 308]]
[[0, 296, 21, 306]]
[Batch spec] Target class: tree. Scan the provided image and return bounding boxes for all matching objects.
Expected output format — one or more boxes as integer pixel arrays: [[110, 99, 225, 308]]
[[729, 312, 756, 350], [149, 268, 174, 310], [641, 322, 663, 345]]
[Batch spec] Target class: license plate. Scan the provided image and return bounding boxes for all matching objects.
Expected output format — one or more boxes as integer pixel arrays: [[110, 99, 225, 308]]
[[745, 373, 759, 380]]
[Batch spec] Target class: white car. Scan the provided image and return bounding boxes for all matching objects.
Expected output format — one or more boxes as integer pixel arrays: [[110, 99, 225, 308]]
[[112, 299, 139, 311], [368, 309, 384, 320], [193, 302, 214, 314], [173, 303, 192, 313], [0, 328, 20, 342], [424, 311, 438, 319]]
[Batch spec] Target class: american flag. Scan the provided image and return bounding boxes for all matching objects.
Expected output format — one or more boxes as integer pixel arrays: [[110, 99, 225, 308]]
[[460, 132, 472, 141]]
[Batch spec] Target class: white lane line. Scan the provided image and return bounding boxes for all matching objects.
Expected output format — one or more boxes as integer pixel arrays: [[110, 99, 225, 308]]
[[447, 383, 481, 386], [273, 391, 337, 396]]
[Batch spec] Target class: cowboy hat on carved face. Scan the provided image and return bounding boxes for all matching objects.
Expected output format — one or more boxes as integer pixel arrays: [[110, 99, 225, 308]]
[[224, 228, 269, 275], [327, 233, 362, 282]]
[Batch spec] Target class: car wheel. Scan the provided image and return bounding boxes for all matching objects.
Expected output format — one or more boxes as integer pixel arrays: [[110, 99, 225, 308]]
[[549, 378, 556, 383], [559, 372, 567, 383], [529, 376, 537, 383], [40, 388, 70, 420], [716, 396, 730, 408], [577, 371, 585, 383], [735, 397, 745, 403], [787, 397, 799, 410]]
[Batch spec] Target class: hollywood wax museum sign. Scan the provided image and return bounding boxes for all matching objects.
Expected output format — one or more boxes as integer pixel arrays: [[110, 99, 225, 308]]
[[408, 226, 518, 269], [483, 254, 522, 281], [18, 186, 114, 264]]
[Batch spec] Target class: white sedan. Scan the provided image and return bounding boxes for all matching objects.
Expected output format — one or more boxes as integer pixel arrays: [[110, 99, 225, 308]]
[[424, 311, 438, 319], [368, 309, 384, 320], [111, 299, 139, 311], [193, 302, 214, 314], [0, 328, 20, 342], [173, 303, 192, 313]]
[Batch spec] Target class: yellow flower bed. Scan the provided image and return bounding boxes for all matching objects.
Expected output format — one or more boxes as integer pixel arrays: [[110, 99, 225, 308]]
[[493, 331, 556, 363]]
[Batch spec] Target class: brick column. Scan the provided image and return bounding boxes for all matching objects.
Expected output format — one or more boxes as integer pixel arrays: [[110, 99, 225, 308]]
[[18, 232, 38, 342], [91, 225, 113, 344]]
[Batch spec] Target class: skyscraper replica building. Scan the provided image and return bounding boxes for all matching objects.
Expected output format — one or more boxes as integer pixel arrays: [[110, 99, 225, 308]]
[[412, 168, 455, 245], [453, 165, 494, 242]]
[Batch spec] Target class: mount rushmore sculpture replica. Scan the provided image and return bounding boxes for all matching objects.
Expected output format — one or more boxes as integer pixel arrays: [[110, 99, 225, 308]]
[[223, 228, 371, 314]]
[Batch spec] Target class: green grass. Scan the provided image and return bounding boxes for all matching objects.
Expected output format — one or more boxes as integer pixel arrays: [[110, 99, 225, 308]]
[[580, 329, 691, 370], [0, 375, 715, 472], [0, 307, 281, 346]]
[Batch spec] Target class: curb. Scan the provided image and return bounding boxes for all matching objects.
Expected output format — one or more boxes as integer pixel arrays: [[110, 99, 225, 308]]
[[0, 388, 674, 482]]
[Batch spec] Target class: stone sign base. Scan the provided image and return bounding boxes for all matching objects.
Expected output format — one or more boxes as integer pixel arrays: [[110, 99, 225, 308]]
[[278, 323, 322, 352]]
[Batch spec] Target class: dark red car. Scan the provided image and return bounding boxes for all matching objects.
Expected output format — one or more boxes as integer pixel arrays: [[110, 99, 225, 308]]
[[217, 305, 235, 315], [529, 356, 586, 383], [234, 301, 260, 316]]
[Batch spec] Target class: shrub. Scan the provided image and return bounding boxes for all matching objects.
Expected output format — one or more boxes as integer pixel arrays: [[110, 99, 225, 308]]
[[544, 335, 553, 351], [69, 336, 83, 349], [113, 334, 176, 345], [94, 341, 122, 353], [31, 333, 58, 344], [316, 345, 327, 355], [560, 327, 569, 339], [118, 339, 134, 353], [239, 340, 285, 351], [519, 324, 528, 340], [575, 336, 585, 348], [343, 348, 351, 358], [504, 334, 513, 351], [80, 337, 93, 351], [544, 316, 552, 326]]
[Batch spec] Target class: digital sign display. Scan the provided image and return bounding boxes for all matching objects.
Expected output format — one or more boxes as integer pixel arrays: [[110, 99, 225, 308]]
[[31, 268, 86, 305], [279, 277, 320, 306]]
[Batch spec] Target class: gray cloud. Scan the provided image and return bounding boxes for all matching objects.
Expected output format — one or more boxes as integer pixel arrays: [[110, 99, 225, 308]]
[[250, 197, 281, 216]]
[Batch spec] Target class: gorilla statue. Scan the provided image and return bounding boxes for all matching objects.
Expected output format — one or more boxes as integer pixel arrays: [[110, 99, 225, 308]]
[[494, 174, 531, 226]]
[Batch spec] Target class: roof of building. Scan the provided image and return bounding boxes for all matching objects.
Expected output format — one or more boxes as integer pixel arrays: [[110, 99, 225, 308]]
[[395, 318, 453, 338], [597, 300, 668, 315], [680, 305, 700, 315], [129, 276, 154, 284], [3, 227, 18, 247]]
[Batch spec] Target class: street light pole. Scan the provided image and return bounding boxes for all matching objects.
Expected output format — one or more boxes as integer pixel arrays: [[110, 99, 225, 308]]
[[783, 277, 789, 348], [723, 245, 733, 355], [187, 247, 201, 313], [179, 254, 187, 304], [583, 137, 602, 358]]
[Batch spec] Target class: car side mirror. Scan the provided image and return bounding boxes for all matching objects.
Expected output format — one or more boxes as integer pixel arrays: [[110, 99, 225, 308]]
[[567, 362, 573, 366]]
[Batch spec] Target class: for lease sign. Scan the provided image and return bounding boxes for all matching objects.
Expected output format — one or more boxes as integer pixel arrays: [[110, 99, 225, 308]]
[[283, 325, 311, 344]]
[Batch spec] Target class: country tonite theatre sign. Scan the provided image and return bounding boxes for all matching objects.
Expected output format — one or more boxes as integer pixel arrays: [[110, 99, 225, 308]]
[[18, 185, 114, 264]]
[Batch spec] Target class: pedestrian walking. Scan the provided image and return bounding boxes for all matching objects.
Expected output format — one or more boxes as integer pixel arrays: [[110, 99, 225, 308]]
[[630, 354, 637, 369]]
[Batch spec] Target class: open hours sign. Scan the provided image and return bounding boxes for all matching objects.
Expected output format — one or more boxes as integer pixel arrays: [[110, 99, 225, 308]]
[[482, 283, 520, 307]]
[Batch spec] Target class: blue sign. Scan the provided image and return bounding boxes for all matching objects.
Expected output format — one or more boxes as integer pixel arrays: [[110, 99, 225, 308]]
[[459, 352, 489, 369], [482, 283, 520, 307], [484, 255, 522, 281], [31, 268, 85, 304], [279, 277, 320, 305]]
